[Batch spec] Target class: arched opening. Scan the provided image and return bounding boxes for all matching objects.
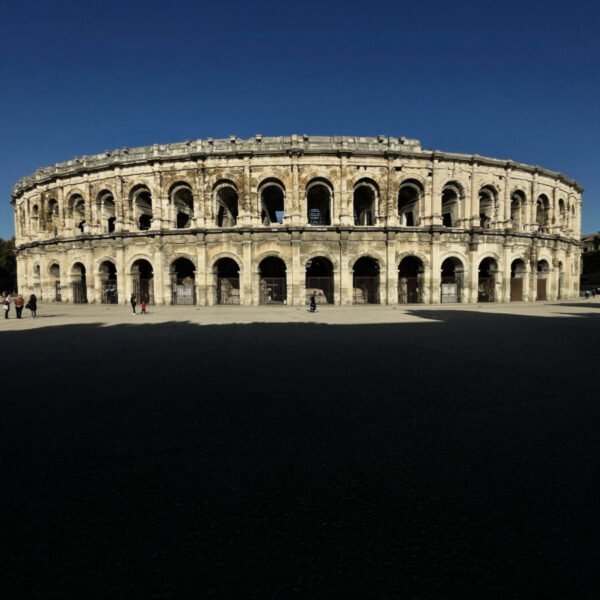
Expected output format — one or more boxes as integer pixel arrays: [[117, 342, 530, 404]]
[[99, 261, 118, 304], [398, 256, 424, 303], [260, 180, 285, 225], [170, 184, 194, 229], [49, 263, 61, 301], [440, 257, 464, 303], [536, 259, 550, 301], [306, 180, 332, 225], [536, 195, 550, 232], [215, 182, 238, 227], [441, 182, 462, 227], [353, 181, 377, 226], [71, 262, 88, 304], [131, 259, 154, 304], [478, 186, 496, 229], [510, 259, 527, 301], [69, 194, 86, 234], [170, 257, 196, 304], [478, 257, 498, 302], [46, 199, 59, 235], [97, 191, 116, 233], [511, 191, 526, 231], [353, 256, 380, 304], [558, 199, 566, 230], [214, 258, 240, 304], [259, 257, 287, 304], [131, 186, 153, 231], [306, 257, 334, 304], [398, 180, 421, 226]]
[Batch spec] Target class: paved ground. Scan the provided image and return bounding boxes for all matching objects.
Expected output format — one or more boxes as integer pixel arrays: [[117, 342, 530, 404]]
[[2, 301, 599, 598]]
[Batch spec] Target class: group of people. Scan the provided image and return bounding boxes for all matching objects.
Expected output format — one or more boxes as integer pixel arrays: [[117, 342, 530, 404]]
[[130, 294, 148, 315], [2, 293, 37, 319]]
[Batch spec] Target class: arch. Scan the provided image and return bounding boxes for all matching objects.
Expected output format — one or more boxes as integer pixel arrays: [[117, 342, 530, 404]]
[[398, 255, 424, 303], [440, 256, 465, 303], [304, 250, 339, 272], [214, 180, 238, 227], [258, 256, 287, 304], [536, 259, 551, 301], [214, 257, 240, 305], [208, 251, 244, 272], [253, 251, 289, 273], [168, 181, 194, 229], [258, 178, 286, 225], [48, 262, 62, 301], [558, 198, 566, 228], [45, 198, 60, 234], [397, 179, 423, 226], [306, 256, 334, 304], [396, 250, 430, 271], [478, 185, 497, 229], [96, 189, 116, 233], [535, 194, 550, 231], [98, 260, 118, 304], [306, 178, 333, 225], [352, 255, 380, 304], [510, 258, 527, 301], [353, 179, 378, 226], [478, 257, 498, 302], [441, 181, 465, 227], [70, 261, 88, 304], [130, 258, 154, 304], [510, 190, 526, 231], [170, 257, 196, 305], [130, 184, 153, 231]]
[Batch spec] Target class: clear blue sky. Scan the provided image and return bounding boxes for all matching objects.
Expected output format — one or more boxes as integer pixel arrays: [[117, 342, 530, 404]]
[[1, 0, 598, 239]]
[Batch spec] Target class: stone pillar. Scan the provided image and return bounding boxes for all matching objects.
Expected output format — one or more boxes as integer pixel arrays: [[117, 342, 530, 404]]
[[239, 159, 252, 227], [386, 235, 397, 304], [194, 162, 205, 228], [290, 235, 302, 305], [116, 245, 125, 304], [242, 238, 253, 305], [429, 234, 441, 304], [196, 235, 207, 306], [339, 234, 352, 304], [503, 167, 512, 228], [529, 175, 538, 232], [339, 156, 353, 226], [502, 246, 512, 302], [430, 157, 442, 226], [290, 157, 301, 226], [467, 247, 479, 304], [470, 164, 479, 228], [386, 159, 398, 226], [153, 250, 164, 304]]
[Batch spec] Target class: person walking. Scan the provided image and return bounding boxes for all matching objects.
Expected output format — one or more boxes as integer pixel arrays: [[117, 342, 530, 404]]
[[2, 292, 10, 319], [27, 294, 37, 318], [309, 291, 317, 313], [140, 297, 147, 315], [130, 293, 137, 315], [14, 294, 25, 319]]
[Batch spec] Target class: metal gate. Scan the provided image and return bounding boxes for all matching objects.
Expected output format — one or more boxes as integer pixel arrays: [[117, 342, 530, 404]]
[[537, 278, 547, 301], [398, 277, 420, 303], [353, 276, 379, 304], [510, 278, 523, 301], [260, 277, 286, 304], [441, 279, 458, 303], [133, 279, 154, 305], [478, 278, 495, 302], [306, 276, 333, 304], [101, 281, 118, 304], [217, 277, 240, 304], [171, 281, 196, 305], [72, 281, 87, 304], [55, 282, 62, 302]]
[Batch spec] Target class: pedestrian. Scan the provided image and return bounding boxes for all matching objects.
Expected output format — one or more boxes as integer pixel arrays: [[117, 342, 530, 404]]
[[140, 297, 147, 315], [2, 292, 10, 319], [14, 294, 25, 319], [130, 293, 137, 314], [26, 294, 37, 318], [309, 291, 317, 313], [592, 289, 596, 298]]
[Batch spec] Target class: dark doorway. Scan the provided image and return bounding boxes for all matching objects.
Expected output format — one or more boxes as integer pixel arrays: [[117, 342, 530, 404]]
[[440, 258, 464, 303], [99, 261, 118, 304], [131, 259, 154, 304], [71, 262, 88, 304], [306, 257, 334, 304], [478, 258, 497, 302], [259, 257, 287, 304], [215, 258, 240, 304], [398, 256, 424, 303], [171, 258, 196, 305], [510, 259, 526, 301], [353, 257, 379, 304]]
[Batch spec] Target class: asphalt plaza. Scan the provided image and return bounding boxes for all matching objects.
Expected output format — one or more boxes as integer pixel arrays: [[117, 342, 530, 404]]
[[2, 301, 599, 598]]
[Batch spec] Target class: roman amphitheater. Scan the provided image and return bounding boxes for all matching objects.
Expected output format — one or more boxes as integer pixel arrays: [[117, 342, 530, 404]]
[[11, 135, 582, 306]]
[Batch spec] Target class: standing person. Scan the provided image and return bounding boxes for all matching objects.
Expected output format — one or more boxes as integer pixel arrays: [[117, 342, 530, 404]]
[[140, 297, 147, 315], [309, 291, 317, 313], [14, 294, 25, 319], [27, 294, 37, 318], [2, 292, 10, 319], [130, 293, 137, 314]]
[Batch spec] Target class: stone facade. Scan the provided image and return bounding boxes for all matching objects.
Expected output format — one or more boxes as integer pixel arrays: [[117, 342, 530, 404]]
[[11, 135, 583, 305]]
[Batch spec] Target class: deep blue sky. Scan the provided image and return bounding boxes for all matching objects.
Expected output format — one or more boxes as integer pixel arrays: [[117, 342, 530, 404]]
[[1, 0, 598, 239]]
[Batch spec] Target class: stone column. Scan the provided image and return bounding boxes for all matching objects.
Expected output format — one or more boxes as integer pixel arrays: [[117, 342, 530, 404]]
[[339, 233, 352, 304], [196, 234, 207, 306], [239, 159, 252, 227], [386, 159, 398, 226], [502, 245, 512, 302], [529, 174, 538, 232], [386, 234, 397, 304], [194, 162, 205, 227], [503, 166, 512, 228], [241, 237, 253, 305], [339, 156, 353, 226], [467, 246, 479, 304], [430, 157, 442, 226], [290, 235, 302, 305], [290, 157, 301, 226], [153, 249, 164, 304], [470, 164, 479, 228], [429, 234, 441, 304]]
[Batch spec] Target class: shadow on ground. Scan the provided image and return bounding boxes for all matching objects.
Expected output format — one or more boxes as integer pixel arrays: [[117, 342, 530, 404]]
[[2, 310, 599, 598]]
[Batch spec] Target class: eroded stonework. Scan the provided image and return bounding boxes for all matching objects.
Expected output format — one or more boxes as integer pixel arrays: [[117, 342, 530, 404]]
[[11, 135, 583, 305]]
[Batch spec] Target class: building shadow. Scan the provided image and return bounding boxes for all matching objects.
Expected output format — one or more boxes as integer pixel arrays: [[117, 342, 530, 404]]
[[2, 313, 599, 599]]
